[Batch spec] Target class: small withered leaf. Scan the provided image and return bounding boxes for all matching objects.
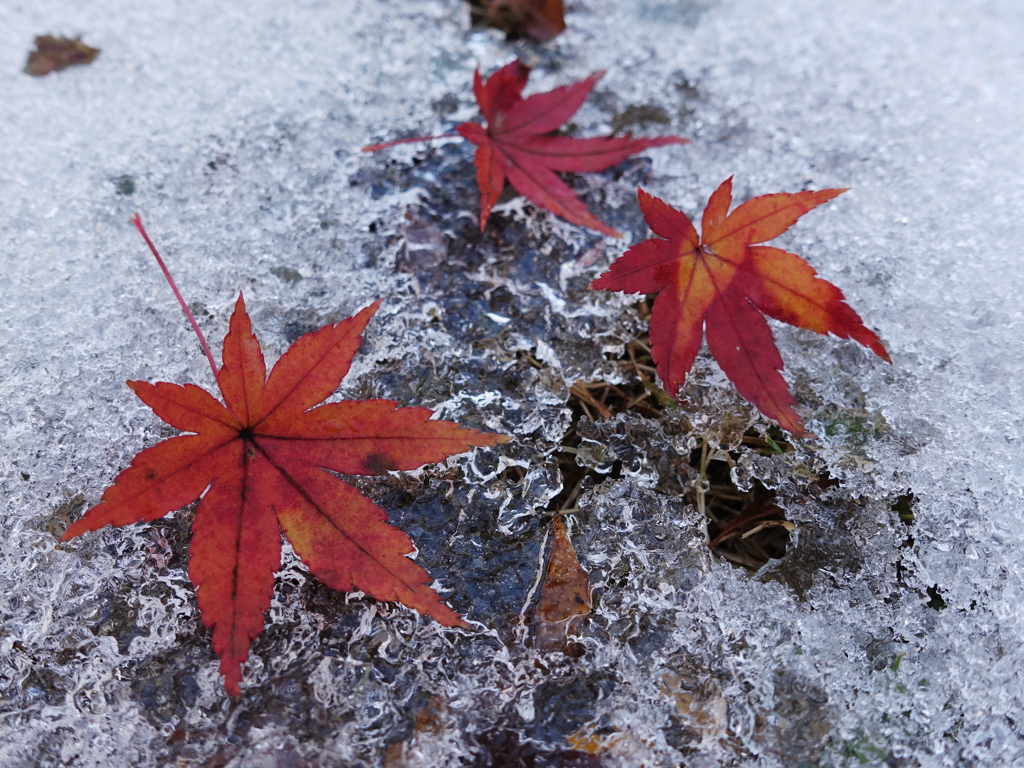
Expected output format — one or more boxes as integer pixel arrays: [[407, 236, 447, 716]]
[[25, 35, 100, 77], [471, 0, 566, 42], [534, 512, 591, 655]]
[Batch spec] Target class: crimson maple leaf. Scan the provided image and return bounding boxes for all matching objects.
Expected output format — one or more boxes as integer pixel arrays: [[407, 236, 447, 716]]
[[364, 59, 688, 237], [62, 257, 506, 696], [591, 179, 889, 436]]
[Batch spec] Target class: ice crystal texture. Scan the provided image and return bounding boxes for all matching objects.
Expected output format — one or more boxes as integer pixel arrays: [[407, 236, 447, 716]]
[[1, 0, 1022, 766]]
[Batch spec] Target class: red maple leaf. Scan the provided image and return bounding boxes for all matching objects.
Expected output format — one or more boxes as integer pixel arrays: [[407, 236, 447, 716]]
[[62, 218, 507, 696], [591, 179, 889, 436], [364, 59, 688, 237]]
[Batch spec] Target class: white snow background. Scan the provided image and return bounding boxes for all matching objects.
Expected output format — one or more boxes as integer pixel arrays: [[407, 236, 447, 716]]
[[1, 0, 1022, 765]]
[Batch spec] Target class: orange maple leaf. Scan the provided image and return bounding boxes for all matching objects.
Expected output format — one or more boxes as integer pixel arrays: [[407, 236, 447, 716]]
[[62, 220, 507, 696], [591, 179, 889, 436], [365, 60, 688, 237]]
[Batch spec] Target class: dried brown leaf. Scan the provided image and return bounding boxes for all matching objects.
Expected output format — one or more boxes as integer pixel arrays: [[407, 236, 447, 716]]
[[25, 35, 100, 77], [533, 512, 591, 655], [471, 0, 566, 41]]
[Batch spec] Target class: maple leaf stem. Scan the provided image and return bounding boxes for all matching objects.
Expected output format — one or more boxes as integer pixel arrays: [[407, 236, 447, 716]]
[[131, 214, 220, 380], [361, 133, 461, 152]]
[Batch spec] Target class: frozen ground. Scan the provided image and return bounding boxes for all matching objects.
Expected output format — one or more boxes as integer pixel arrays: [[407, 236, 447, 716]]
[[1, 0, 1023, 765]]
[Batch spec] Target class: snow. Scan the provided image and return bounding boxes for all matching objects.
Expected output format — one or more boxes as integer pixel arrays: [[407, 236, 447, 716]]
[[1, 0, 1023, 765]]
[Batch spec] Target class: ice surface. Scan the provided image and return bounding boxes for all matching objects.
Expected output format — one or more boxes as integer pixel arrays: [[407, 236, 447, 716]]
[[1, 0, 1023, 765]]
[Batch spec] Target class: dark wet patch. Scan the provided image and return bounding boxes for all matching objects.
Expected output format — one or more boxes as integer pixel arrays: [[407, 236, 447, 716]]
[[45, 493, 86, 541], [361, 452, 395, 475], [111, 175, 136, 196], [270, 266, 303, 284], [89, 589, 149, 654], [130, 653, 204, 726], [471, 726, 605, 767], [763, 669, 832, 767], [369, 477, 548, 633]]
